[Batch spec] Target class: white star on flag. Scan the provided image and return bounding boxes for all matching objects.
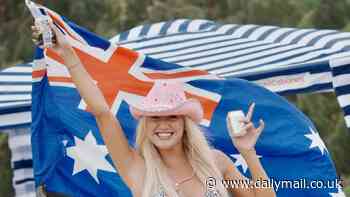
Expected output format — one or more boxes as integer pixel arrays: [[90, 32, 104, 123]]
[[304, 127, 328, 155], [66, 131, 116, 184], [230, 154, 262, 173], [329, 188, 346, 197], [62, 139, 68, 146]]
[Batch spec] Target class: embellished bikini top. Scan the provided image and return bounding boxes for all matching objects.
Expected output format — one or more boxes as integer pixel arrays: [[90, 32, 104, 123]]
[[153, 186, 222, 197]]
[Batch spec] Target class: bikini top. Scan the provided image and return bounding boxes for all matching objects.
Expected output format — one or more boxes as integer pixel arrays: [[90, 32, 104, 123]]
[[153, 186, 222, 197]]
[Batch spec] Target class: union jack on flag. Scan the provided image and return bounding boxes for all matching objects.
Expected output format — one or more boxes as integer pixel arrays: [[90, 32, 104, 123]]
[[30, 2, 344, 197]]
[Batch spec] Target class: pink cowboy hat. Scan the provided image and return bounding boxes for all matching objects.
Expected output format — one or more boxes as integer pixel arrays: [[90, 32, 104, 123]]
[[129, 80, 203, 123]]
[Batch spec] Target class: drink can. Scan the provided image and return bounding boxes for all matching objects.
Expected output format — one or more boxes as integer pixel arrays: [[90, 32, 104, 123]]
[[227, 110, 246, 137]]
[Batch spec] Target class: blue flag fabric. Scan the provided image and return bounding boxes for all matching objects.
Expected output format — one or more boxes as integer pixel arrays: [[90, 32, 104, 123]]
[[31, 3, 344, 197]]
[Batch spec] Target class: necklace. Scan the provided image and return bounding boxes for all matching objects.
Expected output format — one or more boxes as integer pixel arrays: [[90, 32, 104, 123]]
[[173, 171, 196, 191]]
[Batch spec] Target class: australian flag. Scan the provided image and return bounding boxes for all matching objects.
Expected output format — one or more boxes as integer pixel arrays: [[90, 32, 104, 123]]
[[30, 2, 345, 197]]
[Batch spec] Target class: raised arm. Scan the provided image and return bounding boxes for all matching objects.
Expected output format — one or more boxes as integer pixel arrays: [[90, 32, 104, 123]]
[[31, 24, 142, 185], [61, 47, 137, 176]]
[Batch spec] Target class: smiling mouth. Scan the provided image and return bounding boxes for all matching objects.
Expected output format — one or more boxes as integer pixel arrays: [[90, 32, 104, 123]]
[[155, 131, 175, 140]]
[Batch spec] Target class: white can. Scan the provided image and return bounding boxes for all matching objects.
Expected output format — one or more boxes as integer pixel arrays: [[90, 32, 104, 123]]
[[26, 0, 54, 48], [227, 110, 246, 137], [35, 17, 54, 48]]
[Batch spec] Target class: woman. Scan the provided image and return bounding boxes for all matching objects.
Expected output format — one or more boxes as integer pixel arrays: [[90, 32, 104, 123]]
[[32, 23, 276, 197]]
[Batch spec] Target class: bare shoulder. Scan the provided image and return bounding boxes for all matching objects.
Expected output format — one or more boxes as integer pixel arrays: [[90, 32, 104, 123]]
[[212, 149, 231, 162], [211, 149, 243, 179], [212, 149, 232, 174]]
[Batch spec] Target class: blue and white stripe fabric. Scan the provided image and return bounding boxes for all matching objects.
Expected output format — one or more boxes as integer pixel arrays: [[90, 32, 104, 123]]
[[330, 57, 350, 129], [0, 65, 33, 197], [3, 127, 35, 197], [0, 64, 32, 129]]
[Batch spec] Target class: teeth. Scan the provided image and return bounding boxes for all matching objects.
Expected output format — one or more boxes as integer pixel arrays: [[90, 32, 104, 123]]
[[158, 133, 172, 137], [156, 132, 174, 139]]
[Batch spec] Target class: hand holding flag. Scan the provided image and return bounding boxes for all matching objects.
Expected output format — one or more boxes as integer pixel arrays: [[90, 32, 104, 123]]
[[47, 22, 73, 55], [32, 22, 80, 69], [26, 0, 54, 48]]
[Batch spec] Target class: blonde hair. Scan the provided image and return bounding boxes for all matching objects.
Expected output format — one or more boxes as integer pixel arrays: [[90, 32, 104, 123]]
[[135, 116, 230, 197]]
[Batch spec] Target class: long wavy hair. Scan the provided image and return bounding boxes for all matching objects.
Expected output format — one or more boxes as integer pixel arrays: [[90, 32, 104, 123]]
[[135, 116, 229, 197]]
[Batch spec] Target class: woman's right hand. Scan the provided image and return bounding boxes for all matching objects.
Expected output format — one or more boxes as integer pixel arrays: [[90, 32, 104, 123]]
[[31, 22, 80, 67], [31, 22, 73, 57]]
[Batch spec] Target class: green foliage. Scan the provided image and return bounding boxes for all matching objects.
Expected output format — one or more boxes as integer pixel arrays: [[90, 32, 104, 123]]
[[344, 23, 350, 31], [297, 10, 316, 28], [0, 133, 14, 197], [0, 0, 33, 68], [146, 0, 206, 22], [311, 0, 349, 29], [345, 185, 350, 196]]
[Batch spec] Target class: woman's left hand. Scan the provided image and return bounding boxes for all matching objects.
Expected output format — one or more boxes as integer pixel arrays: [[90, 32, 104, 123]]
[[229, 103, 265, 153]]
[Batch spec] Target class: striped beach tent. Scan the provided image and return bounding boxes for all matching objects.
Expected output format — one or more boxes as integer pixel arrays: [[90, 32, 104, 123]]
[[0, 19, 349, 196], [0, 64, 33, 197]]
